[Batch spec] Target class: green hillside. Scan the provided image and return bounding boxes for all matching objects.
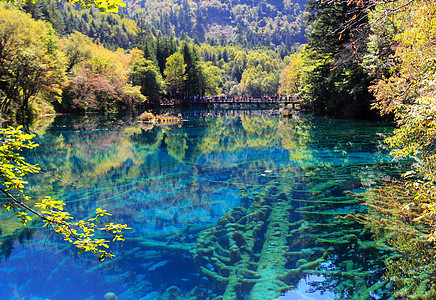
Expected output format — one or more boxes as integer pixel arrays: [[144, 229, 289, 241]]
[[23, 0, 308, 51], [128, 0, 308, 49]]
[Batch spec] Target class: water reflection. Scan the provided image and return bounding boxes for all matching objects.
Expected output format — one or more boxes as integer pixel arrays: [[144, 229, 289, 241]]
[[0, 109, 404, 299]]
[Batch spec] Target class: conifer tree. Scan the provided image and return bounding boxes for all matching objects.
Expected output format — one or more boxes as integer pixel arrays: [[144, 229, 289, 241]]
[[302, 0, 374, 119], [182, 43, 203, 97]]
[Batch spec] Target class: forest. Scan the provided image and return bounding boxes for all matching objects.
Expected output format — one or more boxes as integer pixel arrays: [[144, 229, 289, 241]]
[[0, 0, 310, 120], [1, 0, 436, 298]]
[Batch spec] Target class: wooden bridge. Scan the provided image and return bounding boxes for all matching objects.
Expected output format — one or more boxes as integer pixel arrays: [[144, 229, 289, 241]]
[[161, 97, 301, 109]]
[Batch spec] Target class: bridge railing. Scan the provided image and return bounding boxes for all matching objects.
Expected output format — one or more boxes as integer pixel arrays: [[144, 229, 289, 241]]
[[159, 96, 301, 108]]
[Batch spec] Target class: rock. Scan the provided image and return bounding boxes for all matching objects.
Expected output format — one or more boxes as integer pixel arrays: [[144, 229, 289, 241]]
[[104, 292, 118, 300], [161, 286, 182, 300]]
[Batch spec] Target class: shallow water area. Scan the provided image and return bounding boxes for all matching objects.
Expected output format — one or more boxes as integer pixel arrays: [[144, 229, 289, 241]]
[[0, 108, 404, 299]]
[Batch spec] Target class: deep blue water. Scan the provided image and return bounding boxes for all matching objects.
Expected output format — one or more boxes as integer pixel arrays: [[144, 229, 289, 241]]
[[0, 108, 405, 300]]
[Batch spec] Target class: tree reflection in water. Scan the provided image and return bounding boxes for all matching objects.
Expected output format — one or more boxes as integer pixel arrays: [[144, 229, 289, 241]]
[[0, 108, 404, 299]]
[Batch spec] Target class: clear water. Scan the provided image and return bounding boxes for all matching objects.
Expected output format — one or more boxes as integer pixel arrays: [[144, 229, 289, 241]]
[[0, 108, 405, 300]]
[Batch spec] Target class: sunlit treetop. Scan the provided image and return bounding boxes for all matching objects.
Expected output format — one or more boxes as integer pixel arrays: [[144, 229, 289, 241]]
[[8, 0, 125, 12]]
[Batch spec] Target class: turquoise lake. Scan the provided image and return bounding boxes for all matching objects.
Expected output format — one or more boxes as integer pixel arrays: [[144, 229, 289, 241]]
[[0, 108, 405, 299]]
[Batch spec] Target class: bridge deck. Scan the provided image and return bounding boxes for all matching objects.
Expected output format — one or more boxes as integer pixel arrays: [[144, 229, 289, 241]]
[[160, 97, 301, 109]]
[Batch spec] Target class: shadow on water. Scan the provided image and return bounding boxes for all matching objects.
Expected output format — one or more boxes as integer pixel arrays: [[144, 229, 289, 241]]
[[0, 108, 406, 299]]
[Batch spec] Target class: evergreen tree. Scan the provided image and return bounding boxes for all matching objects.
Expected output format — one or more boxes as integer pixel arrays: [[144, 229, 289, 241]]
[[141, 39, 157, 64], [302, 0, 374, 119], [182, 42, 203, 96], [23, 0, 66, 34], [156, 35, 177, 76]]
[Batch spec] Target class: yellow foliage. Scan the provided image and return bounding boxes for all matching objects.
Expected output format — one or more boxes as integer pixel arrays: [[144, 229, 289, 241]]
[[278, 52, 304, 96], [371, 0, 436, 115]]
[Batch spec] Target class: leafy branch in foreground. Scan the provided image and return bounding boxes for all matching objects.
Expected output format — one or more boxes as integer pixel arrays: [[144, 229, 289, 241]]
[[0, 126, 130, 261]]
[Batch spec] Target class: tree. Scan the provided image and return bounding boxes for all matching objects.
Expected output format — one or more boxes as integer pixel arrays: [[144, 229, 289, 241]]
[[182, 42, 203, 96], [59, 40, 145, 113], [201, 61, 223, 96], [0, 126, 130, 261], [63, 67, 122, 112], [332, 0, 436, 297], [62, 32, 93, 74], [130, 58, 164, 105], [278, 52, 303, 96], [23, 0, 66, 35], [164, 52, 186, 98], [369, 0, 436, 222], [301, 0, 374, 119], [0, 4, 67, 119], [156, 35, 178, 76], [238, 51, 281, 97]]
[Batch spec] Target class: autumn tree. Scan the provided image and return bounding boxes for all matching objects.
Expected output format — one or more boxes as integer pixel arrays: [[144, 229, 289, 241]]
[[368, 0, 436, 225], [327, 0, 436, 296], [278, 52, 303, 97], [62, 32, 93, 73], [0, 4, 67, 119], [60, 42, 145, 113]]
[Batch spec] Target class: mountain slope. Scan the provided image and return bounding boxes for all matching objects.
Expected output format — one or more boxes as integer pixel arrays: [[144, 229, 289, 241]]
[[126, 0, 308, 49]]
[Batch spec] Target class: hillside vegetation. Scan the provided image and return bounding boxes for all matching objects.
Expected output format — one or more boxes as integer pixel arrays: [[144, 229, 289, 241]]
[[22, 0, 308, 51], [127, 0, 308, 50]]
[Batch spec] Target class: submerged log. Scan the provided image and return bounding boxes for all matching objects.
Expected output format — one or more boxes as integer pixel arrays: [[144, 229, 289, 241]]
[[192, 164, 394, 299]]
